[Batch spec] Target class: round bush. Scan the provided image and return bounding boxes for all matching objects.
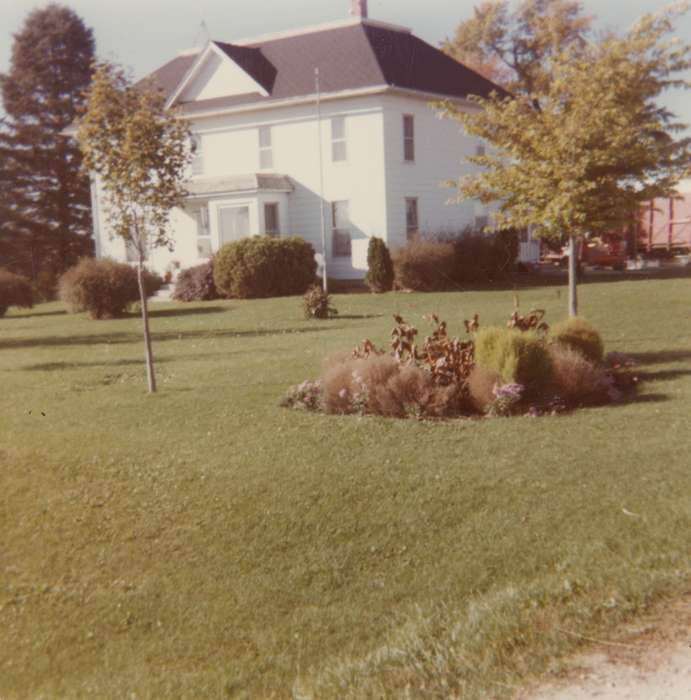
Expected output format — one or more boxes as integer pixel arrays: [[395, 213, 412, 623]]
[[474, 326, 553, 390], [550, 317, 604, 364], [0, 269, 33, 317], [172, 261, 219, 302], [59, 258, 160, 319], [213, 236, 317, 299], [393, 239, 456, 291], [365, 237, 394, 292]]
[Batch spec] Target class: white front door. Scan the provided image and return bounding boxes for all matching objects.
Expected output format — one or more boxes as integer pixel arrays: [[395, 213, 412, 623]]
[[219, 205, 250, 245]]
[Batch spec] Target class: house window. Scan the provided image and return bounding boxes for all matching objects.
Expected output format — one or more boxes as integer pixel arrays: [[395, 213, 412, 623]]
[[259, 126, 273, 170], [405, 197, 419, 240], [403, 114, 415, 162], [264, 203, 279, 236], [194, 207, 212, 257], [331, 200, 351, 257], [475, 144, 486, 157], [331, 116, 347, 162], [191, 134, 203, 175]]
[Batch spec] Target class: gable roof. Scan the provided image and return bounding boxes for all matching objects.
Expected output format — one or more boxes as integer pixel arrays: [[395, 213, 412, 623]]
[[145, 19, 504, 116]]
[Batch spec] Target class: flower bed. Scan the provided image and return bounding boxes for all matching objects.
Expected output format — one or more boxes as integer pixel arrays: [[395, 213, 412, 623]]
[[282, 308, 638, 420]]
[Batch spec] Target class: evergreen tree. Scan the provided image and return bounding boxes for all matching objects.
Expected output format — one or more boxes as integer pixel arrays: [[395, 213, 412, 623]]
[[365, 237, 395, 293], [0, 3, 95, 280]]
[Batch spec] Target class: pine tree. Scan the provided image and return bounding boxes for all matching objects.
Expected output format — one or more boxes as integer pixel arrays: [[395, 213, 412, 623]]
[[0, 3, 95, 280], [365, 237, 395, 293]]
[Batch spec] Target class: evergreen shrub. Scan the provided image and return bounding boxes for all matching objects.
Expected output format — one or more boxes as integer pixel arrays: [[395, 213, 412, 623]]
[[474, 327, 553, 389], [365, 237, 394, 292], [213, 236, 316, 298]]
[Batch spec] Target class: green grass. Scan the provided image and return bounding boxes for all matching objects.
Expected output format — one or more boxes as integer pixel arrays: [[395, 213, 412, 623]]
[[1, 277, 690, 698]]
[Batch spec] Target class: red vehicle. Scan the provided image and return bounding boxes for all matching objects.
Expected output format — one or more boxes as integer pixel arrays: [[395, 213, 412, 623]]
[[542, 238, 626, 270]]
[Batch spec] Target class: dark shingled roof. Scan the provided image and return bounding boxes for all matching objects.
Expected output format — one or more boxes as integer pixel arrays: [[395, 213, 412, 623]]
[[146, 21, 504, 113]]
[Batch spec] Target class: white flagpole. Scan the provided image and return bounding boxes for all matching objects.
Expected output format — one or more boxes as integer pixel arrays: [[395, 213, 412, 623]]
[[315, 67, 328, 293]]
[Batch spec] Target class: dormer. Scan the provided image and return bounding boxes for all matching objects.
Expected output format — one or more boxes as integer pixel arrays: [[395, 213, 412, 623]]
[[166, 41, 277, 107]]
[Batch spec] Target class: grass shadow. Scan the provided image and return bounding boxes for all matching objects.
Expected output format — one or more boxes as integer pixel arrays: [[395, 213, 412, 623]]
[[636, 368, 691, 383], [628, 350, 691, 366], [21, 358, 173, 372], [335, 314, 384, 320], [138, 306, 227, 319], [1, 325, 344, 351], [5, 309, 68, 319]]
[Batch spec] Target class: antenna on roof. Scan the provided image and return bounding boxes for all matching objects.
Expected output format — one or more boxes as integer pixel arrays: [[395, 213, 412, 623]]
[[193, 20, 210, 49]]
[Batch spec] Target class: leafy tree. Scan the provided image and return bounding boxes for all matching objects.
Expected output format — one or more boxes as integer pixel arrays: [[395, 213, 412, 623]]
[[443, 0, 592, 99], [0, 4, 95, 280], [442, 3, 691, 316], [77, 63, 190, 393]]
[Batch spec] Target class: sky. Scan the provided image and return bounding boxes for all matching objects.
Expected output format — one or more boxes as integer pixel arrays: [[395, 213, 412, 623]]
[[1, 0, 689, 128]]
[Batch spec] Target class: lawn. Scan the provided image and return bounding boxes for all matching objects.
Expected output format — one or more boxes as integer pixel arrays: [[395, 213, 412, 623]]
[[1, 275, 690, 699]]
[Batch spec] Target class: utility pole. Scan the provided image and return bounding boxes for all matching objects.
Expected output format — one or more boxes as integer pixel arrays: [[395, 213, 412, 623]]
[[315, 67, 328, 293]]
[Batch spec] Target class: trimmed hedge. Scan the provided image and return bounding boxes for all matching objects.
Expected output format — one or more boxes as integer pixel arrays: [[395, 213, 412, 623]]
[[451, 229, 519, 284], [550, 318, 604, 364], [213, 236, 317, 299], [0, 269, 33, 317], [365, 237, 394, 293], [172, 261, 219, 302], [474, 327, 553, 390], [59, 258, 162, 319]]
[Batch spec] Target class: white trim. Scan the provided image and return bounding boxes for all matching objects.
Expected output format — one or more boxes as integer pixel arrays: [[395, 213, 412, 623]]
[[166, 41, 269, 109], [179, 85, 474, 121], [231, 17, 411, 47]]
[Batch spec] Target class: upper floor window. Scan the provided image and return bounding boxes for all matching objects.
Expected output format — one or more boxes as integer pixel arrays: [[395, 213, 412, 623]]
[[403, 115, 415, 162], [259, 126, 273, 170], [264, 203, 279, 236], [405, 197, 419, 240], [191, 134, 203, 175], [331, 200, 351, 257], [331, 116, 347, 162], [475, 144, 486, 157]]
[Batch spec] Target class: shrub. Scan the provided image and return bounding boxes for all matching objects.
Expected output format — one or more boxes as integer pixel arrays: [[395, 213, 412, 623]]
[[550, 318, 604, 364], [58, 258, 160, 319], [365, 237, 394, 293], [474, 327, 552, 390], [467, 365, 502, 413], [450, 228, 519, 284], [33, 267, 59, 302], [213, 236, 316, 299], [321, 354, 466, 418], [548, 344, 608, 406], [303, 284, 337, 319], [172, 261, 219, 302], [393, 238, 456, 291], [0, 269, 33, 316]]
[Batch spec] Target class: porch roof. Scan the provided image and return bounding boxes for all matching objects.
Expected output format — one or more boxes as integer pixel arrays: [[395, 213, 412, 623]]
[[185, 173, 293, 197]]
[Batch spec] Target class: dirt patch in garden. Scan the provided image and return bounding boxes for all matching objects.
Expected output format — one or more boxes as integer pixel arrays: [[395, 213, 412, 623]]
[[520, 594, 691, 700]]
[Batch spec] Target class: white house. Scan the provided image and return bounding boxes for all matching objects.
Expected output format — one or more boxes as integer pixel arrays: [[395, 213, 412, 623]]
[[91, 0, 540, 279]]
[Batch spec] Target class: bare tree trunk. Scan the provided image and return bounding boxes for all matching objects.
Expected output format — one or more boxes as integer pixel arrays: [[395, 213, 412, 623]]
[[567, 236, 578, 317], [137, 256, 157, 393]]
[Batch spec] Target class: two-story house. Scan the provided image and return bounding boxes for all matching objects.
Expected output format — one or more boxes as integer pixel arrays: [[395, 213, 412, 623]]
[[91, 1, 516, 280]]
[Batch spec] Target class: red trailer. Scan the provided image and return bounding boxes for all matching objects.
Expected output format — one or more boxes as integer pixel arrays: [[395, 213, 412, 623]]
[[637, 193, 691, 253]]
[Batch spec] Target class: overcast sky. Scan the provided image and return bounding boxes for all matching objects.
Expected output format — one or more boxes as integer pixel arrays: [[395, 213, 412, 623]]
[[1, 0, 689, 128]]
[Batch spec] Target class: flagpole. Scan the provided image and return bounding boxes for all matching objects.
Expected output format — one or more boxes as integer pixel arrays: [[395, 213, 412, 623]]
[[315, 67, 328, 293]]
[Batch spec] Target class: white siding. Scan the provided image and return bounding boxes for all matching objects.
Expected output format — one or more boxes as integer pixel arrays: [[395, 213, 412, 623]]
[[189, 95, 388, 278], [381, 93, 486, 251]]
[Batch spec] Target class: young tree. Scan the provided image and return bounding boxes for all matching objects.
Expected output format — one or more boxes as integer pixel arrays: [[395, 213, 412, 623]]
[[77, 63, 191, 393], [443, 3, 691, 316], [0, 4, 95, 280]]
